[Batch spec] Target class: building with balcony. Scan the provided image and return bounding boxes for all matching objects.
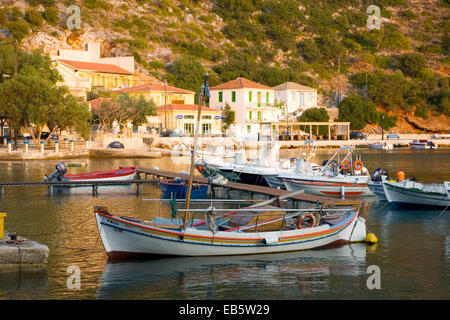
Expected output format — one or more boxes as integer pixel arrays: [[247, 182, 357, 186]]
[[52, 41, 135, 99], [273, 82, 318, 115], [209, 77, 282, 134]]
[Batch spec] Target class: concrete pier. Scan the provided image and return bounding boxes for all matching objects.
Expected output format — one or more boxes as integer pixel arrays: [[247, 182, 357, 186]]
[[0, 231, 49, 273]]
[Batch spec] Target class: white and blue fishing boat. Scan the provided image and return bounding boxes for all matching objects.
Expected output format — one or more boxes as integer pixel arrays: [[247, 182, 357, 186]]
[[368, 168, 389, 201], [382, 177, 450, 207], [445, 181, 450, 200]]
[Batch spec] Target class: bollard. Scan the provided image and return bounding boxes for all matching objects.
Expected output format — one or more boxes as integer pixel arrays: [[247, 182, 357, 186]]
[[64, 138, 68, 148], [40, 141, 44, 152], [7, 141, 12, 153], [24, 141, 29, 153], [70, 139, 74, 151], [0, 213, 6, 238], [55, 141, 59, 152]]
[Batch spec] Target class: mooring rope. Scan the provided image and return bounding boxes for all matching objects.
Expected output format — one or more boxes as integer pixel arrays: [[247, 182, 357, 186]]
[[19, 214, 95, 237]]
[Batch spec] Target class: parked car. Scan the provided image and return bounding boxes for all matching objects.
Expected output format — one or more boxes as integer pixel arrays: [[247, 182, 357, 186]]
[[34, 132, 50, 140], [350, 131, 367, 140], [107, 141, 124, 149], [161, 129, 181, 137]]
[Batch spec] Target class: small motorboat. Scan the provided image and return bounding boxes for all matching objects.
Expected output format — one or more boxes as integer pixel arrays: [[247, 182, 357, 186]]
[[44, 162, 136, 186], [382, 176, 450, 207], [160, 177, 208, 199], [368, 168, 389, 201], [369, 142, 393, 150], [410, 139, 437, 150], [444, 181, 450, 200]]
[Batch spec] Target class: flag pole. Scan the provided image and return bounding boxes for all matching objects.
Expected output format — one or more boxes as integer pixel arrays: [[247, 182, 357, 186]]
[[183, 74, 209, 229]]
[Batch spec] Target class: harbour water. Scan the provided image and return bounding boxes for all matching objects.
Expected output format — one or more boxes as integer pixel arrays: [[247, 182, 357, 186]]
[[0, 148, 449, 299]]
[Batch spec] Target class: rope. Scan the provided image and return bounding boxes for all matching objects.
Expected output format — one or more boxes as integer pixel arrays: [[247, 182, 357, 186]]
[[81, 225, 102, 263], [435, 205, 448, 219]]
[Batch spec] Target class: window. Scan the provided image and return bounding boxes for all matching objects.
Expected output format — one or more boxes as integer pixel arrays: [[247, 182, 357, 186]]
[[184, 123, 194, 134], [249, 91, 252, 102], [309, 93, 313, 102], [184, 115, 195, 119], [218, 92, 223, 103], [247, 125, 251, 133], [202, 123, 211, 134], [231, 91, 236, 102], [300, 93, 305, 106], [266, 92, 269, 103], [248, 111, 252, 120], [257, 111, 261, 121]]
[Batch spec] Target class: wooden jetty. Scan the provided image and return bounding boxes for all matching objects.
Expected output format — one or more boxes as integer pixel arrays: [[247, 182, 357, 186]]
[[0, 179, 157, 197], [136, 167, 360, 206]]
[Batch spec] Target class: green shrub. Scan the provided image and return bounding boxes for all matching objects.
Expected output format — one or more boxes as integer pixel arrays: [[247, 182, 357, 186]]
[[338, 94, 380, 130], [417, 44, 444, 54], [6, 20, 31, 41], [297, 107, 330, 135], [397, 53, 427, 78], [399, 10, 418, 20], [24, 8, 43, 28], [414, 105, 429, 119], [42, 7, 59, 26]]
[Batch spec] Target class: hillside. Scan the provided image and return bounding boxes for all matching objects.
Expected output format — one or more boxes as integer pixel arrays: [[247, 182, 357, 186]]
[[0, 0, 449, 132]]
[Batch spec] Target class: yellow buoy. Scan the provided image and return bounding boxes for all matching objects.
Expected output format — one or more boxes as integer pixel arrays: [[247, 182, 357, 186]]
[[0, 213, 6, 239], [365, 233, 378, 244]]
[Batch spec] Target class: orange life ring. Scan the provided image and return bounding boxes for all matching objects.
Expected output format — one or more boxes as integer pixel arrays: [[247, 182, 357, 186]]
[[353, 160, 364, 171], [340, 160, 351, 170], [197, 165, 203, 173], [298, 214, 316, 229]]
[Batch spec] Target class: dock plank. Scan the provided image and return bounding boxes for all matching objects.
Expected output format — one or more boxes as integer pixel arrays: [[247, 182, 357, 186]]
[[136, 167, 359, 205]]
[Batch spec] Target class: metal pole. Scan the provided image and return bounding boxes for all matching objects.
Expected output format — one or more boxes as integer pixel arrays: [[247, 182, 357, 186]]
[[164, 79, 168, 130]]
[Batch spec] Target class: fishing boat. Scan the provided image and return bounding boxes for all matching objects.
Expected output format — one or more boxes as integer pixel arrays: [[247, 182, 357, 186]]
[[410, 139, 437, 150], [382, 177, 450, 207], [160, 178, 208, 199], [195, 151, 246, 183], [94, 201, 368, 258], [44, 162, 136, 186], [229, 140, 319, 188], [369, 142, 393, 150], [279, 146, 373, 197]]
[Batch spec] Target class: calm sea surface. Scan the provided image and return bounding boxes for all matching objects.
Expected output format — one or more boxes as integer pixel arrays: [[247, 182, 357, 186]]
[[0, 148, 449, 300]]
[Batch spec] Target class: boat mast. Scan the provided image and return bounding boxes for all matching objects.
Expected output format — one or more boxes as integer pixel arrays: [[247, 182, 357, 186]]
[[183, 74, 209, 228]]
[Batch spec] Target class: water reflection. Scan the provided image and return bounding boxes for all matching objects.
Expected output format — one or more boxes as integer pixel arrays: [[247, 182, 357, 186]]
[[97, 244, 367, 299]]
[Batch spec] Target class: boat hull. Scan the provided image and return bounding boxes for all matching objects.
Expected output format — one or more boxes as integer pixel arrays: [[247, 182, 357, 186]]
[[95, 210, 366, 258], [368, 181, 387, 201], [383, 182, 450, 207], [234, 172, 270, 187], [283, 179, 373, 197]]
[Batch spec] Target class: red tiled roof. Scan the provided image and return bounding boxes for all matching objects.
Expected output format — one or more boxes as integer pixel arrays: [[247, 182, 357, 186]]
[[58, 59, 133, 75], [88, 97, 111, 110], [115, 82, 195, 94], [157, 104, 222, 112], [210, 77, 272, 90]]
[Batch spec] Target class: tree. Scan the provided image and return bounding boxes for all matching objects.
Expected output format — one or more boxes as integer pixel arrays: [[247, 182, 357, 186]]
[[338, 94, 379, 130], [92, 94, 156, 133], [0, 49, 91, 144], [222, 103, 235, 130], [397, 53, 426, 78], [297, 107, 330, 135]]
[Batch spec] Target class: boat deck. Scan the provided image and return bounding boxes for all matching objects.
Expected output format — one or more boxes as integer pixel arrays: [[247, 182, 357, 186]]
[[136, 167, 360, 206]]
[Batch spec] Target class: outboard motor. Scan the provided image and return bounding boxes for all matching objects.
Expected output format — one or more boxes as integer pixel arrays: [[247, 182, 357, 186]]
[[427, 141, 436, 149], [370, 168, 389, 182], [44, 162, 67, 182]]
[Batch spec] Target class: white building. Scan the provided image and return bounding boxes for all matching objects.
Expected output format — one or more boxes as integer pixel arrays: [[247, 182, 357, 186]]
[[273, 82, 318, 115], [209, 77, 282, 135]]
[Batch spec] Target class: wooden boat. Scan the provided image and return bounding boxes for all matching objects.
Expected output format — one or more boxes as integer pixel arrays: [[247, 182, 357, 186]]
[[367, 168, 389, 201], [160, 178, 208, 199], [369, 142, 393, 150], [410, 139, 437, 150], [382, 177, 450, 207], [94, 202, 368, 258], [44, 162, 136, 186], [283, 178, 372, 197]]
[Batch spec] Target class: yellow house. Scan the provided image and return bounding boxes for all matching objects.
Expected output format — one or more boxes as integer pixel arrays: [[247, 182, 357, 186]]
[[113, 82, 195, 106], [52, 41, 136, 99]]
